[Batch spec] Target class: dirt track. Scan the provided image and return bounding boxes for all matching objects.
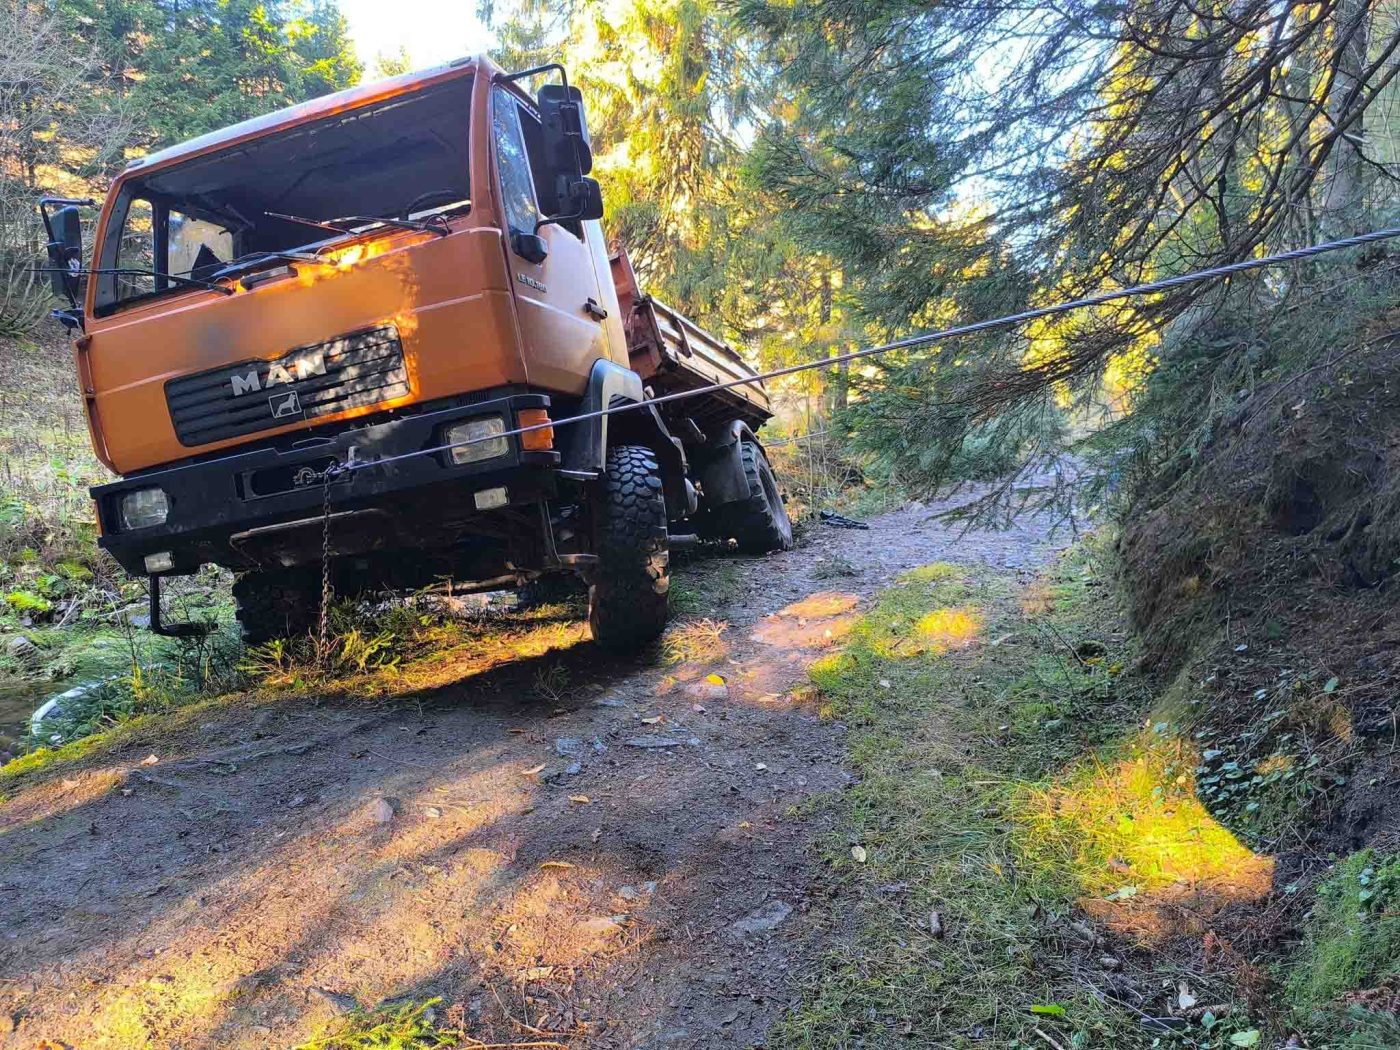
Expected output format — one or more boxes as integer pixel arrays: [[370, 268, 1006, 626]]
[[0, 495, 1069, 1049]]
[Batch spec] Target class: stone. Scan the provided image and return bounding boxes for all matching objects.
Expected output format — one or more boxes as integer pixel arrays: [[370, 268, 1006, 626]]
[[728, 900, 792, 940], [368, 797, 396, 823], [6, 635, 39, 664]]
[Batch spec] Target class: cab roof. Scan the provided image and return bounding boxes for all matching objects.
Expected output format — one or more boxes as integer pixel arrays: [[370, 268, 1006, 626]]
[[123, 55, 494, 178]]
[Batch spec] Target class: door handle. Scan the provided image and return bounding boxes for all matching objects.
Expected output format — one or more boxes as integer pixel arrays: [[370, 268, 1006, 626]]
[[583, 298, 608, 321]]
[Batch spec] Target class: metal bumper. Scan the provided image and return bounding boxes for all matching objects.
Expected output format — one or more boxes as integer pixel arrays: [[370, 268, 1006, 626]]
[[93, 391, 561, 577]]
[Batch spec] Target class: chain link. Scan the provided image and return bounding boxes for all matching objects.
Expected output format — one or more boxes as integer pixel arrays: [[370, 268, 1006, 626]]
[[317, 462, 340, 667]]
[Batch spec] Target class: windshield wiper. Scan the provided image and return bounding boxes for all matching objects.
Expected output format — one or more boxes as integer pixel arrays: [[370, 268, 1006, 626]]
[[30, 266, 235, 296], [265, 210, 451, 239], [207, 249, 329, 282]]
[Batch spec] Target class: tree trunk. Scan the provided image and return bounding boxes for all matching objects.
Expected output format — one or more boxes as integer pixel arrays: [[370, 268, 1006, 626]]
[[1322, 0, 1372, 233]]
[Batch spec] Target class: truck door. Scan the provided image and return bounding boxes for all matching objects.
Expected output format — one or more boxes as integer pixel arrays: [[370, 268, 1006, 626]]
[[492, 85, 608, 394]]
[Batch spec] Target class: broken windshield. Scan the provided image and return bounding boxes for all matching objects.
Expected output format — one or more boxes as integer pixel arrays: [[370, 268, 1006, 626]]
[[94, 76, 472, 313]]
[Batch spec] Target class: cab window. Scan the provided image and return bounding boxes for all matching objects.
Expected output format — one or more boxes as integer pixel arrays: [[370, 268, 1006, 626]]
[[113, 198, 156, 301], [169, 210, 234, 281], [493, 87, 541, 238]]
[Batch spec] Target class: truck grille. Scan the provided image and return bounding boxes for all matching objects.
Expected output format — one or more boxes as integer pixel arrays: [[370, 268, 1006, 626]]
[[165, 325, 409, 446]]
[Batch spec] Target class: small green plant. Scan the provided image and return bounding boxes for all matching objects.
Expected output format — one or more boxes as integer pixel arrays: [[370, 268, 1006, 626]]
[[532, 659, 571, 703], [296, 997, 457, 1050]]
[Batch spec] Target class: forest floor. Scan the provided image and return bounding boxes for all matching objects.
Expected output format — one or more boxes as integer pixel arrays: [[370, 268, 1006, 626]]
[[0, 488, 1079, 1049]]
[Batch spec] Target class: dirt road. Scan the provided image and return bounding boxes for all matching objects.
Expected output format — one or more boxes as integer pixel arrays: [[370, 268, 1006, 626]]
[[0, 495, 1069, 1049]]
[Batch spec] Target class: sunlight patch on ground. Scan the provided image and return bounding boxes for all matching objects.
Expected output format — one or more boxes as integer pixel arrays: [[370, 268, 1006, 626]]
[[751, 591, 861, 650], [1016, 731, 1274, 945], [377, 617, 590, 697], [913, 607, 982, 651], [661, 617, 730, 665], [70, 755, 531, 1046]]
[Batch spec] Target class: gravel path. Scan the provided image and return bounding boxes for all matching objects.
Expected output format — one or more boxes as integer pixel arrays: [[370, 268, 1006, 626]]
[[0, 491, 1072, 1049]]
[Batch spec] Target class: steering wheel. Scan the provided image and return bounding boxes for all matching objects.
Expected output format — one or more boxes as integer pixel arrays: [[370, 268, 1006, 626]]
[[400, 188, 463, 219]]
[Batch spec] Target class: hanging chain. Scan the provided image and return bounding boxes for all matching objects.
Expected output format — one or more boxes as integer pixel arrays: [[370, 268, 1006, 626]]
[[317, 462, 341, 667]]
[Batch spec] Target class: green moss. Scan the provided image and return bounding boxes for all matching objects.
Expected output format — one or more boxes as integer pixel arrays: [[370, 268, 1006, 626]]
[[1286, 850, 1400, 1025], [0, 733, 104, 782]]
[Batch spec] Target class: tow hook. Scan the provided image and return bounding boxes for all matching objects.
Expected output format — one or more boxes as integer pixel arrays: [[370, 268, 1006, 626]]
[[148, 574, 214, 638]]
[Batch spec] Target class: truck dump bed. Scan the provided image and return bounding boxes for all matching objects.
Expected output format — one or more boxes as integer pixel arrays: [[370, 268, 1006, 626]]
[[610, 251, 771, 435]]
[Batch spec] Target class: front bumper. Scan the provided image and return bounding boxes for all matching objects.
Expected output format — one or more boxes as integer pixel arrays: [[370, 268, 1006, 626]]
[[93, 392, 561, 576]]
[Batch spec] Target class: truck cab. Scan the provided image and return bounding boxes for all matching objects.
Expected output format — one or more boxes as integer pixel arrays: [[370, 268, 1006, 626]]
[[43, 55, 792, 648]]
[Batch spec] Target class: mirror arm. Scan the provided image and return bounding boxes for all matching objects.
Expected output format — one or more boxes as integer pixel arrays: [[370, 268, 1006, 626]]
[[38, 196, 97, 242], [495, 62, 569, 91], [534, 206, 588, 233]]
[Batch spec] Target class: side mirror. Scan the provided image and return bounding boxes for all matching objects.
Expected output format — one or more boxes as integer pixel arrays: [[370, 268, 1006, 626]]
[[538, 83, 593, 183], [565, 177, 604, 222], [45, 205, 84, 301]]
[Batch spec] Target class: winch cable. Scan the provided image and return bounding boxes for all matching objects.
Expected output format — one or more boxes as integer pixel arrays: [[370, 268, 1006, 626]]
[[325, 225, 1400, 480]]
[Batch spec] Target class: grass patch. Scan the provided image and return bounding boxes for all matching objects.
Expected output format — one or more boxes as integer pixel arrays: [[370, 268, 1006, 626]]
[[1284, 849, 1400, 1044], [775, 548, 1274, 1048], [661, 617, 729, 665], [296, 998, 458, 1049]]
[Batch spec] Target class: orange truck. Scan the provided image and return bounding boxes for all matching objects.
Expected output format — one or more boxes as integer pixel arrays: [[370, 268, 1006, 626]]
[[40, 56, 791, 648]]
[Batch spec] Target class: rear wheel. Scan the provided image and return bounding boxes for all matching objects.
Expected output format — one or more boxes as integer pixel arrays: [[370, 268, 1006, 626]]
[[588, 444, 670, 650], [233, 568, 319, 646], [721, 439, 794, 554]]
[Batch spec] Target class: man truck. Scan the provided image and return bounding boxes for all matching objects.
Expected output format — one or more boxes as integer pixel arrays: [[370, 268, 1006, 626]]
[[40, 56, 792, 648]]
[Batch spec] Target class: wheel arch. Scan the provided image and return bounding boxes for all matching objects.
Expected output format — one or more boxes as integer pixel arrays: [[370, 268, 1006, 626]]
[[559, 359, 692, 518], [697, 419, 767, 510]]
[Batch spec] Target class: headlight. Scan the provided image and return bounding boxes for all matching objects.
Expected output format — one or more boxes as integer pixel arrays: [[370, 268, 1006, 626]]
[[446, 416, 508, 465], [119, 487, 169, 530]]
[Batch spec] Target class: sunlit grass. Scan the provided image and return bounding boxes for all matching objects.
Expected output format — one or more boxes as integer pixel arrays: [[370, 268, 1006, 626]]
[[774, 549, 1272, 1048], [661, 617, 729, 665], [912, 605, 981, 649], [1015, 731, 1273, 945], [296, 998, 458, 1050]]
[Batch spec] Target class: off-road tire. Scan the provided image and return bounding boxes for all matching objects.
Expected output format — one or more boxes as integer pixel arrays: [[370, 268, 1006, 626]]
[[721, 440, 794, 554], [232, 568, 319, 646], [588, 445, 670, 650]]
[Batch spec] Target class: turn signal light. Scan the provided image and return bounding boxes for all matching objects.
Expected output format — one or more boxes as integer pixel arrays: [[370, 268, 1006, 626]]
[[518, 408, 554, 451]]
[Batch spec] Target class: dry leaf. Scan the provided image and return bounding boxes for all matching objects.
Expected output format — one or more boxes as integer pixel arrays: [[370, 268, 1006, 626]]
[[540, 860, 576, 871], [640, 715, 664, 725], [570, 795, 591, 804], [521, 763, 547, 776], [140, 754, 159, 766], [705, 673, 725, 685]]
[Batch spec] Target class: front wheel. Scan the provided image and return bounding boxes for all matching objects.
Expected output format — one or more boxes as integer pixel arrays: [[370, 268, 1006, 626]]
[[588, 445, 670, 650]]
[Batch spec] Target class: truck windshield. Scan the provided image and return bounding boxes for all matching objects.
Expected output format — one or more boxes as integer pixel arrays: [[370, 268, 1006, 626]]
[[94, 77, 472, 314]]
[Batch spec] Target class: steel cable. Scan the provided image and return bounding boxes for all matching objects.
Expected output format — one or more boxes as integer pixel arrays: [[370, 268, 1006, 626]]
[[327, 225, 1400, 478]]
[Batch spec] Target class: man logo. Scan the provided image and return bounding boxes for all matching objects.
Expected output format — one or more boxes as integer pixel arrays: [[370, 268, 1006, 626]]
[[269, 390, 303, 419], [229, 350, 327, 397]]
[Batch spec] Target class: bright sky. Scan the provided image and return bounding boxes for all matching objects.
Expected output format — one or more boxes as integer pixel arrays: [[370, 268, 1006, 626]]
[[339, 0, 496, 79]]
